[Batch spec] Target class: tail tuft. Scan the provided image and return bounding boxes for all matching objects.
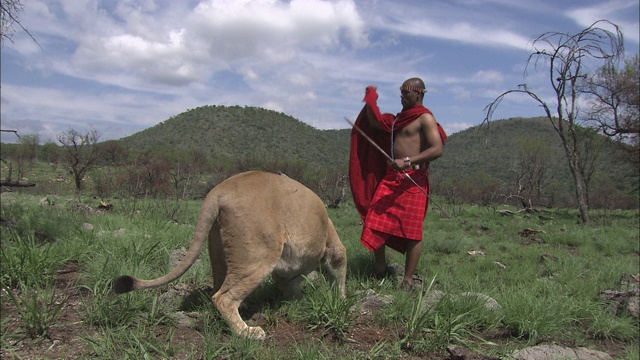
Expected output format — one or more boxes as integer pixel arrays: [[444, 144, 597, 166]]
[[113, 275, 136, 294]]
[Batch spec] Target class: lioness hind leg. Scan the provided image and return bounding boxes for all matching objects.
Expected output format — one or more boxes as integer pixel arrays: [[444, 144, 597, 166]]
[[208, 224, 227, 294], [322, 221, 347, 298], [213, 292, 265, 340], [212, 271, 271, 340]]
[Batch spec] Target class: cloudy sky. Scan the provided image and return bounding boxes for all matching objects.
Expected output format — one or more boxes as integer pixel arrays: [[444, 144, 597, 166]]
[[1, 0, 638, 144]]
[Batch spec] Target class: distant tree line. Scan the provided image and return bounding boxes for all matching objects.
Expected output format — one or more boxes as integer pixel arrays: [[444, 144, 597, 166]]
[[1, 125, 636, 213], [0, 131, 348, 210]]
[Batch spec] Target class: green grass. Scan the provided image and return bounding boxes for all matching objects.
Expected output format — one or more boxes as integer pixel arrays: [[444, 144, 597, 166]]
[[3, 280, 67, 339], [286, 273, 360, 339], [1, 191, 638, 358]]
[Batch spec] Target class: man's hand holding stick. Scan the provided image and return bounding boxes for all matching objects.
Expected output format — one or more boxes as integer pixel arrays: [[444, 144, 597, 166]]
[[345, 117, 448, 217]]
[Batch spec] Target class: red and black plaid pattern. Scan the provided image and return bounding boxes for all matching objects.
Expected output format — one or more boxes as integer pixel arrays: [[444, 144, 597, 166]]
[[361, 167, 430, 251]]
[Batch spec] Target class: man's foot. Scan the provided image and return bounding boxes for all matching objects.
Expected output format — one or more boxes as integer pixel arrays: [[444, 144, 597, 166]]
[[400, 274, 423, 292], [372, 265, 394, 280]]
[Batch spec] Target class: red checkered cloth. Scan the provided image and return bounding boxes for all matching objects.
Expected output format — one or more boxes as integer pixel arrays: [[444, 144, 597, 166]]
[[361, 168, 430, 253]]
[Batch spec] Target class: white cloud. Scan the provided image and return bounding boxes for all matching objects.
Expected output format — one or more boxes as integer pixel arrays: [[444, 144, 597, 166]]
[[369, 1, 534, 50], [190, 0, 365, 60], [2, 0, 638, 142], [15, 0, 366, 92], [566, 0, 640, 44], [472, 70, 505, 84]]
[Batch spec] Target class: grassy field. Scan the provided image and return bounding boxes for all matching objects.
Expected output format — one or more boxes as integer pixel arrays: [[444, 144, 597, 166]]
[[1, 178, 639, 359]]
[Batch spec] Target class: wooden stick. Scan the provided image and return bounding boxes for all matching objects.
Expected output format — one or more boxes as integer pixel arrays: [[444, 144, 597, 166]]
[[344, 117, 393, 162], [345, 116, 449, 217]]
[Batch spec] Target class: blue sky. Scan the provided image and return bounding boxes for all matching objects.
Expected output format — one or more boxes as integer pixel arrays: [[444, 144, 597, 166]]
[[1, 0, 638, 144]]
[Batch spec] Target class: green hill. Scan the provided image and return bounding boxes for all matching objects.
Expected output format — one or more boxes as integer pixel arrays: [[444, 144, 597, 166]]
[[117, 105, 351, 170], [116, 106, 565, 182], [431, 117, 567, 182], [2, 105, 635, 208], [115, 106, 635, 207], [435, 116, 634, 183]]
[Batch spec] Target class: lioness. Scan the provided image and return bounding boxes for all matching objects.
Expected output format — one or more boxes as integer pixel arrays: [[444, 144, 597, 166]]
[[113, 171, 347, 340]]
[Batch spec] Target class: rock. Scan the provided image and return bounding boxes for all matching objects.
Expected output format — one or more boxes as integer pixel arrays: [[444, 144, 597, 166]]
[[0, 216, 17, 228], [353, 289, 394, 314], [599, 273, 640, 318], [425, 289, 446, 305], [167, 311, 201, 329], [82, 223, 94, 231], [170, 247, 188, 268], [170, 247, 200, 269], [447, 346, 500, 360], [512, 344, 612, 360], [158, 283, 201, 310], [460, 292, 502, 312], [304, 270, 319, 283], [423, 290, 502, 313], [112, 228, 126, 237], [98, 201, 114, 211]]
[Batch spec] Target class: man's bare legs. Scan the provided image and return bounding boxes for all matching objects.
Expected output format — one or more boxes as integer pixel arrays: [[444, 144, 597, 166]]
[[403, 240, 422, 286], [374, 245, 387, 275], [374, 240, 423, 286]]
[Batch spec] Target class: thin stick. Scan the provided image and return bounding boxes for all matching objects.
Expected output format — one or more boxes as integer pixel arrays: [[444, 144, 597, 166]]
[[344, 117, 393, 162], [345, 117, 449, 217]]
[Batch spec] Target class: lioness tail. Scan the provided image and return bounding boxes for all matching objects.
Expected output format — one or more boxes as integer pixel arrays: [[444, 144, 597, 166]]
[[112, 194, 219, 294]]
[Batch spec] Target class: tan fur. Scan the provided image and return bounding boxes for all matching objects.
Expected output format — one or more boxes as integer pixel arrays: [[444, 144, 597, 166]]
[[114, 171, 347, 340]]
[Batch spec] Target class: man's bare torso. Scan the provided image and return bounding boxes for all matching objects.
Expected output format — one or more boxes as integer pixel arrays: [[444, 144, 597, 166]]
[[392, 114, 429, 163]]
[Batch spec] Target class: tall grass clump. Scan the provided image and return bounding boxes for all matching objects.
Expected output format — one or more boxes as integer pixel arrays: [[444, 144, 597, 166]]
[[84, 324, 176, 359], [0, 234, 64, 289], [397, 277, 437, 350], [3, 280, 67, 339], [286, 273, 359, 340], [497, 282, 571, 343], [79, 278, 154, 327], [377, 277, 498, 353], [0, 201, 78, 288]]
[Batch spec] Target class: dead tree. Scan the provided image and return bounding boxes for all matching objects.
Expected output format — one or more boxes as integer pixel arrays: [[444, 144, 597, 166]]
[[483, 20, 624, 224], [0, 129, 35, 188]]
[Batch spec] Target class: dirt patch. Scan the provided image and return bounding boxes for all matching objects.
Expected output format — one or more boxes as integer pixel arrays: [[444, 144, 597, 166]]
[[0, 263, 439, 359], [0, 263, 633, 359]]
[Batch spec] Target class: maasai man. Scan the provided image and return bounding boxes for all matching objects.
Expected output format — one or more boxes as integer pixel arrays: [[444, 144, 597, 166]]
[[349, 77, 446, 290]]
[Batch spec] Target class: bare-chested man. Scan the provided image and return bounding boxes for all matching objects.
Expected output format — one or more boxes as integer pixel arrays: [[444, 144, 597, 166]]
[[349, 77, 446, 289]]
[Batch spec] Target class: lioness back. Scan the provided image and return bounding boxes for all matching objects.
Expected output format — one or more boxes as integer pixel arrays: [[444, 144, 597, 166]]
[[212, 171, 335, 282], [213, 171, 328, 229]]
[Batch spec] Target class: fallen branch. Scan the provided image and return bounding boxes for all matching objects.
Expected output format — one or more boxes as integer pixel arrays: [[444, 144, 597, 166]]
[[0, 180, 35, 187]]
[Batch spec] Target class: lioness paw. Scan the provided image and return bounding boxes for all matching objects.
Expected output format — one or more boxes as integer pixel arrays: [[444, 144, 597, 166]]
[[243, 326, 266, 340]]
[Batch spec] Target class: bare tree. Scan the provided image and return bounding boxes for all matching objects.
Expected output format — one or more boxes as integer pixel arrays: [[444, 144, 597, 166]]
[[583, 55, 639, 140], [0, 130, 37, 187], [505, 137, 555, 210], [57, 129, 101, 194], [582, 55, 639, 190], [1, 0, 39, 47], [13, 133, 40, 178], [483, 20, 624, 223]]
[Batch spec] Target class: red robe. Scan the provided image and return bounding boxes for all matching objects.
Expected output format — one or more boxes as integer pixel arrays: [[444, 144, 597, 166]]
[[349, 86, 447, 252]]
